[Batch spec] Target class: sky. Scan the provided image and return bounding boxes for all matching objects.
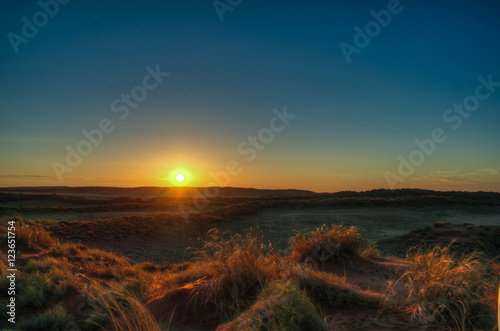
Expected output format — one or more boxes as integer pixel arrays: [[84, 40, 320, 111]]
[[1, 0, 499, 192]]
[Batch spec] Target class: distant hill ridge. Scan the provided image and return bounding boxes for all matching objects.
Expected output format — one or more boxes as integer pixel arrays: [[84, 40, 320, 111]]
[[0, 186, 316, 198], [0, 186, 499, 200]]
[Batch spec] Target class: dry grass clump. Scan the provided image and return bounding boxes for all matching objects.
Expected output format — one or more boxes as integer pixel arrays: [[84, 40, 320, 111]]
[[74, 262, 161, 330], [217, 280, 323, 331], [289, 224, 371, 264], [17, 305, 79, 331], [360, 241, 381, 259], [48, 242, 137, 281], [192, 228, 276, 320], [150, 227, 381, 329], [403, 244, 496, 330], [85, 282, 160, 331], [19, 213, 500, 330], [0, 251, 8, 278], [0, 217, 59, 251], [16, 257, 78, 310], [0, 217, 162, 330]]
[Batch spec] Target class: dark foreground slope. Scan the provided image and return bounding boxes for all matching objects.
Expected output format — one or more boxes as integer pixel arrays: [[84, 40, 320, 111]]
[[1, 220, 497, 331], [378, 222, 500, 259]]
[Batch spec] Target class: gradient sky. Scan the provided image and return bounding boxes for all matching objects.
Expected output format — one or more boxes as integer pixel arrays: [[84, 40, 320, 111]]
[[1, 0, 499, 192]]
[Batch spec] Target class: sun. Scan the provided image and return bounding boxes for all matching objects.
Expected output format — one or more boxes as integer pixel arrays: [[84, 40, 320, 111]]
[[175, 173, 185, 183], [165, 168, 191, 186]]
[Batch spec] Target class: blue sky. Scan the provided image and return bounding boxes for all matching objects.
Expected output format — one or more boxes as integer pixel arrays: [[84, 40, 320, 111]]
[[1, 0, 499, 191]]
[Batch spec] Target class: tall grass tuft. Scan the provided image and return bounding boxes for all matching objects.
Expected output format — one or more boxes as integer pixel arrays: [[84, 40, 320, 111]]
[[403, 244, 495, 330], [217, 280, 323, 331], [86, 282, 160, 331], [289, 224, 367, 264], [14, 218, 59, 251], [193, 228, 275, 321], [11, 256, 78, 311]]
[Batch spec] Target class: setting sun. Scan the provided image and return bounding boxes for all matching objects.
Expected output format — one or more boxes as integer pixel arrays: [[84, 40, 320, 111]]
[[175, 173, 185, 183], [167, 168, 191, 186]]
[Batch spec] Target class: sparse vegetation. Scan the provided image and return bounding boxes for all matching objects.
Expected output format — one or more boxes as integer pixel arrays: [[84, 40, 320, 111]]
[[289, 224, 370, 264], [146, 226, 381, 329], [0, 217, 58, 251], [403, 244, 496, 330], [86, 284, 160, 331], [11, 256, 77, 311], [17, 305, 79, 331], [1, 215, 498, 330], [192, 229, 274, 320], [360, 241, 381, 259], [217, 280, 323, 331], [0, 217, 162, 330]]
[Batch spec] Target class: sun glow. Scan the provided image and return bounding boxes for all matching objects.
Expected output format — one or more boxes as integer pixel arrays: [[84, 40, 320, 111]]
[[164, 168, 192, 186], [175, 173, 185, 183]]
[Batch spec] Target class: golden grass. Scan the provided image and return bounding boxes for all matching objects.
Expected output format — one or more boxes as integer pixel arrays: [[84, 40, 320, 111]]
[[2, 217, 59, 251], [0, 251, 7, 278], [360, 241, 381, 259], [85, 282, 160, 331], [217, 280, 324, 331], [403, 244, 496, 330], [289, 224, 369, 264], [192, 228, 276, 320], [148, 227, 380, 328], [0, 217, 161, 330], [9, 215, 499, 330], [6, 255, 78, 311]]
